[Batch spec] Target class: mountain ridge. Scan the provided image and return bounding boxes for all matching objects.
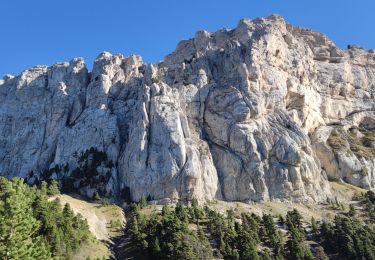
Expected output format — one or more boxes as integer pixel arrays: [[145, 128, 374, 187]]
[[0, 14, 374, 204]]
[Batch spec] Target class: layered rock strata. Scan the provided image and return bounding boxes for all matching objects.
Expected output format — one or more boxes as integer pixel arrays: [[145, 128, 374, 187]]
[[1, 15, 374, 203]]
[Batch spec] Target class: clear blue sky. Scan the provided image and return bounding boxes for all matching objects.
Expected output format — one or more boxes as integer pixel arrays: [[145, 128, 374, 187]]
[[1, 0, 374, 77]]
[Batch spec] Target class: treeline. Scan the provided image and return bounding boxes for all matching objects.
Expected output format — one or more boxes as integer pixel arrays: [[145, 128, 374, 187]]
[[129, 194, 375, 260], [0, 177, 91, 259], [206, 208, 314, 260], [319, 214, 375, 259], [363, 190, 375, 220], [129, 198, 213, 259]]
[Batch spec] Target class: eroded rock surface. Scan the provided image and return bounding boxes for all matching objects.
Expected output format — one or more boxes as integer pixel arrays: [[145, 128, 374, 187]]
[[1, 15, 374, 203]]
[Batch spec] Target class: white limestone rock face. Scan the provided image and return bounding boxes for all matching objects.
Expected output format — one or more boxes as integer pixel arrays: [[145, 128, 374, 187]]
[[0, 14, 374, 203], [0, 59, 89, 179], [118, 82, 220, 203], [312, 121, 375, 190]]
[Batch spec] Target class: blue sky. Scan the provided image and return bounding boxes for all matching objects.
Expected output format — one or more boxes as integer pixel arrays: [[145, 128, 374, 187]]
[[1, 0, 374, 77]]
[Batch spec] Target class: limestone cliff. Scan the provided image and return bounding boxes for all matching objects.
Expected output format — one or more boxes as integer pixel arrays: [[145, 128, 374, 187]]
[[1, 15, 374, 203]]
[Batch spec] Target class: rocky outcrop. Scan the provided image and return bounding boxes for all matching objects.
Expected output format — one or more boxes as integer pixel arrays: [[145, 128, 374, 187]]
[[312, 114, 375, 190], [0, 14, 374, 203]]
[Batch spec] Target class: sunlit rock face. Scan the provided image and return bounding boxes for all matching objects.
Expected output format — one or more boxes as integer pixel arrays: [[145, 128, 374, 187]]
[[1, 14, 374, 203]]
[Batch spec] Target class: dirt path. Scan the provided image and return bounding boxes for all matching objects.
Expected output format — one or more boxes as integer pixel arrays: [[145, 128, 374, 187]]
[[109, 206, 134, 260]]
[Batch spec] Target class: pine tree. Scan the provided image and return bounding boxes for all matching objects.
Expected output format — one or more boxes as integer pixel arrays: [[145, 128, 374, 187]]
[[190, 198, 203, 223], [73, 213, 90, 242], [239, 232, 259, 260], [0, 178, 91, 259], [348, 204, 356, 216], [47, 180, 60, 196], [162, 204, 172, 217], [32, 237, 51, 260], [152, 237, 161, 258], [0, 178, 51, 259], [274, 230, 285, 259], [130, 216, 140, 238], [62, 203, 78, 252], [175, 201, 188, 224], [218, 233, 226, 256], [286, 226, 313, 260], [262, 214, 276, 238], [286, 209, 303, 230], [139, 194, 148, 209], [40, 180, 48, 196], [46, 223, 64, 256]]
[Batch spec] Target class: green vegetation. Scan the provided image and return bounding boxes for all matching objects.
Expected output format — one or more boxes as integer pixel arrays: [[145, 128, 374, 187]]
[[327, 128, 348, 152], [314, 191, 375, 260], [128, 196, 375, 260], [48, 180, 61, 196], [261, 214, 284, 259], [128, 199, 212, 259], [94, 191, 101, 201], [62, 147, 113, 196], [139, 194, 148, 209], [328, 127, 375, 159], [0, 177, 91, 259], [363, 190, 375, 221], [54, 194, 124, 259], [3, 174, 375, 260], [285, 209, 314, 260], [319, 215, 375, 259], [362, 131, 375, 147], [127, 200, 302, 259], [37, 147, 114, 196]]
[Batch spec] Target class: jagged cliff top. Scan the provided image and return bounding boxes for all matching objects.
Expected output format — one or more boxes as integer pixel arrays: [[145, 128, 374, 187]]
[[1, 14, 374, 85], [0, 14, 374, 204]]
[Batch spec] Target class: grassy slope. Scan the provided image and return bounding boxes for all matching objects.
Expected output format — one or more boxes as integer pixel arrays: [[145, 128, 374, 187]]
[[330, 181, 367, 200], [51, 194, 125, 260], [52, 181, 367, 259], [139, 181, 368, 223], [118, 180, 372, 259]]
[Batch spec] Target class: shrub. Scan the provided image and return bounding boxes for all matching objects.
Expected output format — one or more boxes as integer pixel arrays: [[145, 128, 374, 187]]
[[327, 129, 347, 152]]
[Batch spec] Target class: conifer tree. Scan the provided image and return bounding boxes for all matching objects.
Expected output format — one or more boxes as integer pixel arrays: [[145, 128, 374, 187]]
[[286, 209, 303, 230], [348, 204, 356, 216], [47, 180, 60, 196], [62, 203, 78, 252], [40, 180, 48, 196], [0, 178, 91, 259], [152, 237, 161, 258], [175, 201, 189, 224], [0, 178, 50, 259], [286, 225, 313, 260], [139, 194, 148, 209]]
